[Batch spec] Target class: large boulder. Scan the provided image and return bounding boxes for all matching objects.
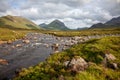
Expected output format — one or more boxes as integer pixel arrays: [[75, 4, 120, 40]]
[[64, 56, 88, 73], [103, 53, 118, 69]]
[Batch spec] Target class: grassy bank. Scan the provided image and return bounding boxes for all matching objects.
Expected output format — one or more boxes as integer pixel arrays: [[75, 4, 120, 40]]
[[0, 28, 29, 41], [42, 28, 120, 37], [14, 36, 120, 80]]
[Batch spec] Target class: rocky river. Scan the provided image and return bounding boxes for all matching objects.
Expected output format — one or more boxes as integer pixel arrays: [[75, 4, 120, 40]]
[[0, 33, 120, 80]]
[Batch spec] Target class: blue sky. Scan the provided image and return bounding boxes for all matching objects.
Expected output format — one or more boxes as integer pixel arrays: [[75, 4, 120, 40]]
[[0, 0, 120, 29]]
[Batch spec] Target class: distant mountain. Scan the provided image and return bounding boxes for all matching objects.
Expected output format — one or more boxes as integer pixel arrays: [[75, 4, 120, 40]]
[[39, 23, 47, 28], [39, 20, 70, 30], [77, 27, 88, 30], [90, 23, 105, 29], [0, 15, 42, 29], [90, 16, 120, 29]]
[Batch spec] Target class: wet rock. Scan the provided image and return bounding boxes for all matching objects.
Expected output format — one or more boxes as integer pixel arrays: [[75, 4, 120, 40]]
[[54, 51, 59, 53], [44, 44, 49, 48], [0, 41, 6, 44], [22, 40, 30, 44], [51, 43, 59, 51], [33, 37, 37, 40], [7, 40, 12, 44], [11, 46, 15, 48], [0, 59, 8, 65], [16, 44, 22, 47], [15, 68, 21, 76], [56, 37, 60, 40]]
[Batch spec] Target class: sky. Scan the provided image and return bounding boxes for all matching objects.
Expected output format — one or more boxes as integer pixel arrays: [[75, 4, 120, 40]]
[[0, 0, 120, 29]]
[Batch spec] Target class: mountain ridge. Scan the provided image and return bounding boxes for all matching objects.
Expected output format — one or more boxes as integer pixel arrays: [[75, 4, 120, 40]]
[[0, 15, 42, 29], [39, 19, 70, 30], [90, 16, 120, 29]]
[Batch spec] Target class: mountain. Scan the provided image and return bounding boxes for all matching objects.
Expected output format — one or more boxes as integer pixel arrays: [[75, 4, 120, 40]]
[[90, 23, 106, 29], [0, 15, 41, 29], [39, 23, 47, 28], [90, 16, 120, 29], [39, 20, 70, 30], [105, 16, 120, 25], [77, 27, 88, 30]]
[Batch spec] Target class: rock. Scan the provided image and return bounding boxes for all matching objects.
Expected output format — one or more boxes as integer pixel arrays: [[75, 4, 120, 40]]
[[64, 56, 88, 73], [112, 63, 118, 69], [0, 59, 9, 65], [16, 44, 22, 47], [0, 41, 6, 44], [105, 53, 116, 61], [22, 40, 30, 44], [44, 44, 49, 48], [51, 43, 59, 51], [11, 46, 15, 48], [59, 75, 64, 80], [15, 68, 21, 76], [7, 40, 12, 44], [56, 37, 61, 40], [64, 61, 70, 67], [103, 53, 118, 69], [54, 51, 59, 53], [33, 37, 37, 40], [107, 62, 118, 70]]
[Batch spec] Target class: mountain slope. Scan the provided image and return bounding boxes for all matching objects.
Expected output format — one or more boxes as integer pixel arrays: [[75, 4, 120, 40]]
[[39, 23, 47, 28], [0, 15, 41, 29], [90, 16, 120, 29], [39, 20, 69, 30]]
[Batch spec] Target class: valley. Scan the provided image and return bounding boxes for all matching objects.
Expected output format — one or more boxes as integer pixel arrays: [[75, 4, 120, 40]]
[[0, 31, 120, 79], [0, 15, 120, 80]]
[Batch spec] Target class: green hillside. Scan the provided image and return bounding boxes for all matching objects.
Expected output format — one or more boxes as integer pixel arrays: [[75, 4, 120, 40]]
[[39, 20, 70, 30], [0, 15, 41, 29], [14, 37, 120, 80]]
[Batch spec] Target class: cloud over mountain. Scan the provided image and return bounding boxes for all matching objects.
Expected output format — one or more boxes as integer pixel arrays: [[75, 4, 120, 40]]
[[0, 0, 120, 29]]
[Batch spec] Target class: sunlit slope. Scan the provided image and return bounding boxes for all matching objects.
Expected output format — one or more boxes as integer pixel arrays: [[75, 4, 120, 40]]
[[0, 15, 41, 29]]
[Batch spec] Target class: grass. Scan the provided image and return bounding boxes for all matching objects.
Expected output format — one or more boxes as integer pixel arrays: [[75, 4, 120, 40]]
[[0, 27, 30, 41], [41, 28, 120, 37], [14, 36, 120, 80]]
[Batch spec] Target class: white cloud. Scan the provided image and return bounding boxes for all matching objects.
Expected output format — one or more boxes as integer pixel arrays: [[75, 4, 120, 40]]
[[0, 0, 120, 29]]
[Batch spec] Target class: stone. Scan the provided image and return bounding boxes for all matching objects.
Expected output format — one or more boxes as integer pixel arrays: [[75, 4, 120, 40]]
[[51, 43, 59, 51], [102, 53, 118, 69], [64, 56, 88, 73], [11, 46, 15, 48], [105, 53, 116, 61], [7, 40, 12, 44], [16, 44, 22, 47], [64, 61, 70, 67], [0, 59, 8, 65], [54, 51, 59, 53], [59, 75, 64, 80], [0, 41, 6, 44], [108, 62, 118, 70], [44, 44, 49, 48], [22, 40, 30, 44]]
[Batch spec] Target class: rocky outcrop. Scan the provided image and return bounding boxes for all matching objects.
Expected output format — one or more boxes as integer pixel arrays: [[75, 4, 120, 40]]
[[64, 56, 88, 73], [103, 53, 118, 69]]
